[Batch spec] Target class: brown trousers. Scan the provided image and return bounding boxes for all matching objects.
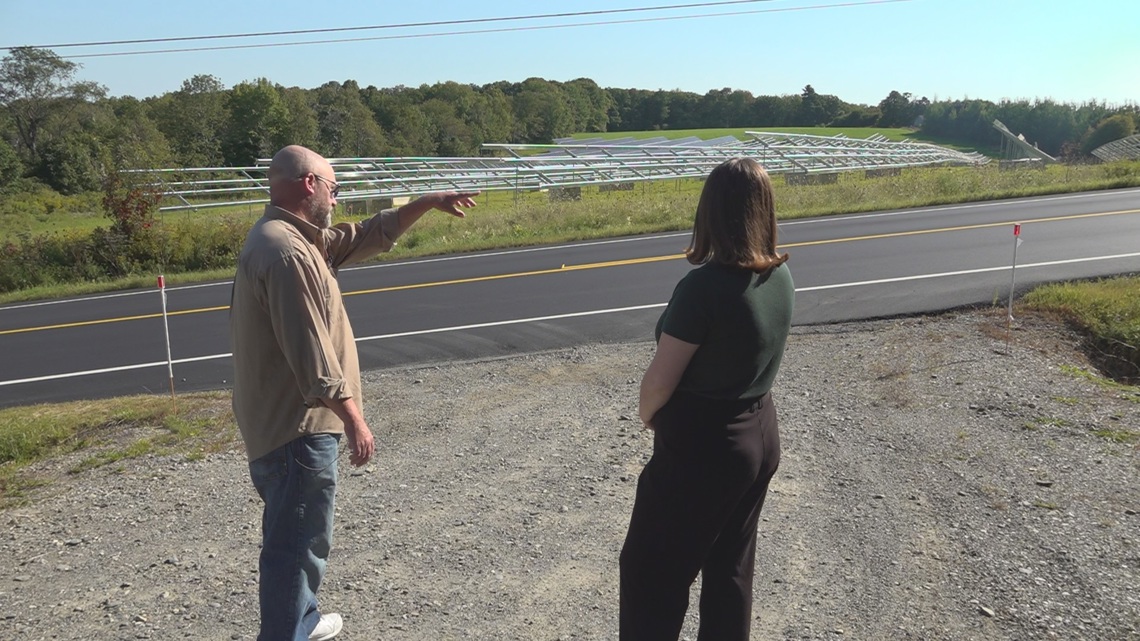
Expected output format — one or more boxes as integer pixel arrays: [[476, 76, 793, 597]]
[[620, 391, 781, 641]]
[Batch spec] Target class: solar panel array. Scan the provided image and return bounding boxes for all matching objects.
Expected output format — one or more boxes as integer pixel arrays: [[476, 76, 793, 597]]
[[1091, 134, 1140, 162], [992, 119, 1057, 163], [126, 133, 990, 212]]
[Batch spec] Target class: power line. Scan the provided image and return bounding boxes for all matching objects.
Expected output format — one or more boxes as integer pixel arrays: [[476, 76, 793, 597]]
[[8, 0, 775, 50], [55, 0, 911, 60]]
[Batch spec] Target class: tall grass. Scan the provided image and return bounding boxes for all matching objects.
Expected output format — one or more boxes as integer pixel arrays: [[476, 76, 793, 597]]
[[2, 160, 1139, 303], [0, 183, 104, 234], [376, 161, 1140, 259], [1023, 276, 1140, 383]]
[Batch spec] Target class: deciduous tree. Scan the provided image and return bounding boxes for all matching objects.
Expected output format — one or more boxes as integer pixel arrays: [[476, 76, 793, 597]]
[[314, 81, 386, 157], [877, 90, 913, 127], [222, 79, 290, 166], [150, 74, 228, 167], [0, 47, 105, 165], [511, 78, 574, 143]]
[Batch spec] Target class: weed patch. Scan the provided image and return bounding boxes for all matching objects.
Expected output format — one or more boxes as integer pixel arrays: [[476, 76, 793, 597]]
[[1091, 428, 1138, 444], [1059, 364, 1140, 402], [1025, 277, 1140, 384], [0, 392, 238, 505]]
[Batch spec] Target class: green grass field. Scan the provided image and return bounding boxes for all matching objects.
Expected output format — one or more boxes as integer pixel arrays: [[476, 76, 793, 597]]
[[2, 127, 1139, 303]]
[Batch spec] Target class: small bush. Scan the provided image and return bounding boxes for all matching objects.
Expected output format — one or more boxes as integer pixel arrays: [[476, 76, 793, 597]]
[[0, 230, 98, 292], [36, 134, 106, 195], [160, 218, 246, 271], [1081, 114, 1136, 155]]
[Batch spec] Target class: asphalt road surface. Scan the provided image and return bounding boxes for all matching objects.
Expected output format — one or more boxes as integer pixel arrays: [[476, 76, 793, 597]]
[[1, 188, 1137, 407]]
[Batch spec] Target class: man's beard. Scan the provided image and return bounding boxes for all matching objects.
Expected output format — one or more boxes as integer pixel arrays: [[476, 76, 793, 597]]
[[306, 200, 333, 229]]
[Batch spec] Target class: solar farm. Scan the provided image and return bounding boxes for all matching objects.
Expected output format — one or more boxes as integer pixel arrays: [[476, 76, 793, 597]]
[[128, 132, 990, 212], [1091, 134, 1140, 163]]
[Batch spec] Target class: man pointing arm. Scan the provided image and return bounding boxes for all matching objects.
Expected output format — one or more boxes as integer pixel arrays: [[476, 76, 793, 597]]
[[230, 144, 476, 641]]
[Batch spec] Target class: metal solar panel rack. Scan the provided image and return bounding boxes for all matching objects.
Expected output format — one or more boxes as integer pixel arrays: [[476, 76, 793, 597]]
[[125, 133, 988, 212], [1091, 134, 1140, 162], [992, 119, 1057, 163]]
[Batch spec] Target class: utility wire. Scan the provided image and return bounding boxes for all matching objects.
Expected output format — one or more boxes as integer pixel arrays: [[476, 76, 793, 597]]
[[8, 0, 776, 50], [55, 0, 910, 60]]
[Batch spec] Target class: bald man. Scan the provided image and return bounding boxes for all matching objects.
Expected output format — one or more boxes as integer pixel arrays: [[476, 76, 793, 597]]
[[230, 145, 477, 641]]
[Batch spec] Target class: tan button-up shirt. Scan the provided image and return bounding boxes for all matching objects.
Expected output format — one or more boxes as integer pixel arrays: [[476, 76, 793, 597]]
[[230, 205, 399, 461]]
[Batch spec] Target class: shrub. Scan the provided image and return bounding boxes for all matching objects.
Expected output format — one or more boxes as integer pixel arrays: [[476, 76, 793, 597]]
[[0, 230, 97, 292], [1081, 114, 1136, 155], [159, 218, 246, 271], [0, 139, 22, 192], [36, 134, 105, 195]]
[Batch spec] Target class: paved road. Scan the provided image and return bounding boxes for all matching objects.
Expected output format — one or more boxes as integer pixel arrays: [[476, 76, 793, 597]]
[[1, 188, 1137, 407]]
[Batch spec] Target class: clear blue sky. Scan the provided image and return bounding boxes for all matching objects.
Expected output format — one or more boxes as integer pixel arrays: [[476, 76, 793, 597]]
[[1, 0, 1136, 107]]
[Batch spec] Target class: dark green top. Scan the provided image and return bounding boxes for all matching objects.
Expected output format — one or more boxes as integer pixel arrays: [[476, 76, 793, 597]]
[[656, 262, 794, 400]]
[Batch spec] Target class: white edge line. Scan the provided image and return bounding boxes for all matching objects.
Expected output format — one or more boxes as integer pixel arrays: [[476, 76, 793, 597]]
[[353, 303, 668, 342], [0, 304, 666, 387], [4, 252, 1138, 388], [0, 353, 232, 387], [796, 252, 1140, 291]]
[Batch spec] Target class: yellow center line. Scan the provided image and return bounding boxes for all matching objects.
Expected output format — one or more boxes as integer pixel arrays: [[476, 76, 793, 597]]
[[0, 306, 230, 336], [3, 208, 1137, 336], [344, 254, 680, 297], [0, 258, 681, 336]]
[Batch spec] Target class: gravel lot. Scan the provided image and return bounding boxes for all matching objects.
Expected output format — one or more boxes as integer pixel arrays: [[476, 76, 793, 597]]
[[3, 309, 1138, 641]]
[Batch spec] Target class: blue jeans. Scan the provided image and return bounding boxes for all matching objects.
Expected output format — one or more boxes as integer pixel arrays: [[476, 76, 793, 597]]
[[249, 434, 340, 641]]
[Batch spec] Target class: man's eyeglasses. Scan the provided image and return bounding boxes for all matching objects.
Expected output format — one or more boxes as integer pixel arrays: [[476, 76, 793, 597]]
[[300, 173, 341, 198]]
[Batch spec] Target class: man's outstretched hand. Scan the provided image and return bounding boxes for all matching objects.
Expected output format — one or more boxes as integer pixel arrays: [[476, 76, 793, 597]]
[[433, 191, 479, 218]]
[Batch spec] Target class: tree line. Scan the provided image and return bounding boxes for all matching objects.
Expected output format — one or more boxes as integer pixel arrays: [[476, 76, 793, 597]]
[[1, 47, 1137, 195]]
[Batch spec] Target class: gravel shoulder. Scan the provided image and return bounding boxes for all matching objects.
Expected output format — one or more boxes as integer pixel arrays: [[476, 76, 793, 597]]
[[3, 308, 1138, 641]]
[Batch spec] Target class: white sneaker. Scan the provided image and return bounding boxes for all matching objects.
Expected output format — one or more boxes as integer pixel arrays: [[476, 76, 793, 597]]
[[309, 612, 343, 641]]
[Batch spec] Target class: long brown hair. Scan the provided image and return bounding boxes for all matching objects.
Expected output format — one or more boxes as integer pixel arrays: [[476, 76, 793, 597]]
[[685, 157, 789, 271]]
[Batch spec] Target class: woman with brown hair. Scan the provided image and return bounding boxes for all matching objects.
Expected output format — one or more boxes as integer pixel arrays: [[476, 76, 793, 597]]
[[620, 157, 794, 641]]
